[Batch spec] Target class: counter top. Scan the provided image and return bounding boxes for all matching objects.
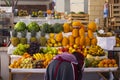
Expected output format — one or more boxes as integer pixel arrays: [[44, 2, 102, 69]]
[[10, 67, 118, 73], [0, 47, 8, 52]]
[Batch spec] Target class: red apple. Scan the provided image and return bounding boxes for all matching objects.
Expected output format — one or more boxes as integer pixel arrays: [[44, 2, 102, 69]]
[[64, 47, 69, 52]]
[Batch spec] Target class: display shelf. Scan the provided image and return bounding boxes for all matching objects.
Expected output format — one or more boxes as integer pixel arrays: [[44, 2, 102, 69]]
[[9, 67, 118, 73], [10, 68, 46, 73], [14, 17, 67, 25]]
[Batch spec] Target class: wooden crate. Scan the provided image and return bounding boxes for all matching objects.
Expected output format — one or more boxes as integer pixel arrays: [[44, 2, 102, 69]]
[[68, 14, 89, 27], [109, 3, 120, 29]]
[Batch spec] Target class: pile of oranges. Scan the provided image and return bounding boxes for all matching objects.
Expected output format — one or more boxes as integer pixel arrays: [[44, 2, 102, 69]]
[[98, 58, 118, 67]]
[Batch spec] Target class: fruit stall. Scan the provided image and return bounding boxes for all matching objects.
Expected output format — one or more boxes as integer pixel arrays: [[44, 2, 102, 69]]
[[0, 7, 120, 80], [5, 11, 120, 80]]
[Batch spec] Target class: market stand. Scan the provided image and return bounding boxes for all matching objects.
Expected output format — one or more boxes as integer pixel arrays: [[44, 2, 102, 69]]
[[2, 8, 119, 80], [8, 46, 120, 80]]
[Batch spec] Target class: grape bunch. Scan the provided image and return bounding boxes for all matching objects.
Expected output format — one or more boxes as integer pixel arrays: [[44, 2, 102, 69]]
[[27, 42, 40, 56]]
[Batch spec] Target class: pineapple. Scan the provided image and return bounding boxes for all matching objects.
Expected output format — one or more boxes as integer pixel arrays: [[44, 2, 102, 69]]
[[30, 31, 37, 42], [39, 31, 47, 46], [20, 31, 27, 44], [11, 30, 20, 47]]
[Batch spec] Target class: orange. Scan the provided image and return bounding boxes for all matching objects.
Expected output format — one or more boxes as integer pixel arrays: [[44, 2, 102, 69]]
[[114, 64, 118, 67], [111, 59, 116, 64], [46, 9, 52, 14], [107, 59, 112, 64], [104, 64, 108, 67], [98, 63, 103, 67], [108, 64, 113, 67]]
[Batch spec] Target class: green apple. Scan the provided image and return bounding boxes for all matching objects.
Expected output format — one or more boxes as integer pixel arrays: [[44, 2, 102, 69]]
[[52, 48, 58, 54]]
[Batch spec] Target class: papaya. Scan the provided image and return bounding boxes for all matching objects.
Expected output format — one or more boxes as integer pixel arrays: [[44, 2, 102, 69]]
[[72, 29, 79, 38]]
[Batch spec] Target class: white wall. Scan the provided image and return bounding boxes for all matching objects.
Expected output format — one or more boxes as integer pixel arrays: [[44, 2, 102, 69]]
[[70, 0, 88, 13], [55, 0, 88, 13], [55, 0, 70, 13]]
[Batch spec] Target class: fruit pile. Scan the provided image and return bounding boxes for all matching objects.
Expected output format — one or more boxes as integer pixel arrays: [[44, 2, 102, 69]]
[[84, 45, 106, 56], [10, 20, 119, 69], [85, 54, 118, 68], [57, 44, 83, 54], [98, 58, 118, 67], [97, 32, 114, 37], [13, 44, 30, 55], [11, 20, 98, 48], [9, 52, 55, 68], [18, 9, 28, 16], [27, 42, 40, 55]]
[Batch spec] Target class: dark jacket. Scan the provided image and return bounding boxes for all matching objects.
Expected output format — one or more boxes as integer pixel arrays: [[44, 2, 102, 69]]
[[44, 52, 84, 80]]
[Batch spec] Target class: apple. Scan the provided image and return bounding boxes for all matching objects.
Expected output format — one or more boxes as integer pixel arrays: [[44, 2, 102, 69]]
[[47, 51, 52, 54], [52, 48, 58, 54], [64, 47, 69, 52]]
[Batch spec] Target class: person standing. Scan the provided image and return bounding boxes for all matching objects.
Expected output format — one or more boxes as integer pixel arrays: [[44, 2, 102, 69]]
[[44, 52, 85, 80], [103, 0, 109, 27]]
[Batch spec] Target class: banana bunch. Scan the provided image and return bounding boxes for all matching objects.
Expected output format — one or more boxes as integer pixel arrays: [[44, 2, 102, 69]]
[[20, 63, 33, 69], [33, 53, 45, 60], [88, 45, 106, 56]]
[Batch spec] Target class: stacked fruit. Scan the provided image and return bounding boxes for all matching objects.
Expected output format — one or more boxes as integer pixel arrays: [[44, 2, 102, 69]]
[[47, 33, 62, 47], [13, 44, 30, 55], [20, 57, 33, 68], [33, 60, 45, 68], [46, 21, 97, 47], [84, 45, 106, 56], [57, 44, 83, 54], [32, 47, 57, 67], [18, 9, 28, 16], [33, 53, 55, 68], [85, 55, 101, 67], [33, 53, 45, 60], [10, 52, 55, 68], [43, 53, 55, 68], [98, 58, 118, 67], [9, 53, 32, 68], [42, 46, 58, 55], [27, 42, 40, 56]]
